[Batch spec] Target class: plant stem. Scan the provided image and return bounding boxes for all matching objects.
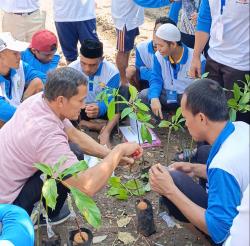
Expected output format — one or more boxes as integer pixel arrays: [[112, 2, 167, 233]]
[[166, 128, 172, 165], [74, 217, 85, 242], [135, 120, 145, 167]]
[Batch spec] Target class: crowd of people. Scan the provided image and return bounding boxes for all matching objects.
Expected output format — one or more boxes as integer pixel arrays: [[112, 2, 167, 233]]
[[0, 0, 249, 246]]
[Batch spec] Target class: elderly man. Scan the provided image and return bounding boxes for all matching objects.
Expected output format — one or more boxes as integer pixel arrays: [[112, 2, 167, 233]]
[[150, 79, 249, 245], [0, 67, 142, 226], [0, 32, 46, 128]]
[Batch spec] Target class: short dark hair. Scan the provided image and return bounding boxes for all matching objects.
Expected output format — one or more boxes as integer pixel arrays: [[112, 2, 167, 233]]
[[154, 17, 176, 29], [44, 67, 87, 101], [184, 79, 229, 121], [80, 39, 103, 59]]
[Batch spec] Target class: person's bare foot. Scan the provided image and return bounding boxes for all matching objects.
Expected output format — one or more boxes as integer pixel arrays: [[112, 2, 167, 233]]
[[79, 120, 106, 131], [98, 126, 112, 148]]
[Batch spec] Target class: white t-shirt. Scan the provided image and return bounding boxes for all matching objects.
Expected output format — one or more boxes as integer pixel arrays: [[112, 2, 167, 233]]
[[111, 0, 144, 31], [223, 185, 249, 246], [53, 0, 96, 22], [0, 0, 39, 13]]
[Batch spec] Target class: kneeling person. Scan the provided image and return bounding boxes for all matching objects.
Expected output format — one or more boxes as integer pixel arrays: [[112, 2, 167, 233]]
[[140, 23, 206, 119], [69, 39, 120, 146], [0, 32, 46, 128]]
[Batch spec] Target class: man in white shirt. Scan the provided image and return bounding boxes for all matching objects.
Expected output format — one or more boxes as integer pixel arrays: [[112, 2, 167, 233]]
[[53, 0, 99, 64], [111, 0, 144, 85], [1, 0, 46, 42]]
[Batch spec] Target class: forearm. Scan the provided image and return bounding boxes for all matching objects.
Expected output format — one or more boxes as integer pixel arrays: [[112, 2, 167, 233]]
[[66, 127, 110, 158], [167, 186, 208, 234], [65, 145, 123, 196], [193, 32, 209, 58], [192, 164, 207, 179], [23, 78, 44, 100]]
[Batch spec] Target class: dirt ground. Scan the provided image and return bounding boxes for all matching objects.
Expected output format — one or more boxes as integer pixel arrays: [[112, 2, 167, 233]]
[[1, 1, 208, 245]]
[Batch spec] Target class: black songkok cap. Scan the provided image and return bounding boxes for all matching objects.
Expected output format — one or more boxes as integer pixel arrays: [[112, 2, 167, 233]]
[[80, 39, 103, 58]]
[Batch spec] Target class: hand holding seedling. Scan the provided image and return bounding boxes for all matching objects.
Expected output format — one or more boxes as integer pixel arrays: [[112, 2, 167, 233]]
[[149, 163, 176, 197], [85, 103, 99, 118]]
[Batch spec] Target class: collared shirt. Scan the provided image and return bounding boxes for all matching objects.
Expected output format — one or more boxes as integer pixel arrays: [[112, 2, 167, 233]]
[[148, 45, 206, 99], [69, 59, 120, 117], [0, 61, 46, 122], [197, 0, 250, 71], [1, 0, 40, 13], [21, 48, 60, 75], [0, 92, 77, 203], [111, 0, 144, 31], [205, 121, 249, 244], [135, 40, 155, 81], [53, 0, 96, 22]]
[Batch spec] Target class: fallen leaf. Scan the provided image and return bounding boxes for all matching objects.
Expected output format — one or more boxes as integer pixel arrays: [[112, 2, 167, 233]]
[[118, 232, 136, 245], [93, 235, 107, 244], [117, 216, 132, 227]]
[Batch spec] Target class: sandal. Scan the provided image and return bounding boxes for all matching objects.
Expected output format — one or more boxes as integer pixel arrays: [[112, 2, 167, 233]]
[[172, 148, 197, 162]]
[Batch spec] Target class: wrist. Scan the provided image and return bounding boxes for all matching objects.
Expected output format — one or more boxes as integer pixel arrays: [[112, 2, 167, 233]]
[[163, 184, 179, 200]]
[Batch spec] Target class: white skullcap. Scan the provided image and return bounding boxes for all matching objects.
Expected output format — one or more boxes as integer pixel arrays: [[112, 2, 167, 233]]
[[156, 23, 181, 42]]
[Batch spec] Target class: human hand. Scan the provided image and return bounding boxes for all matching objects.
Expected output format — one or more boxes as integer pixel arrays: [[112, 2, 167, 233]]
[[85, 104, 99, 118], [168, 162, 195, 177], [149, 163, 176, 197], [151, 98, 163, 119], [189, 56, 201, 79]]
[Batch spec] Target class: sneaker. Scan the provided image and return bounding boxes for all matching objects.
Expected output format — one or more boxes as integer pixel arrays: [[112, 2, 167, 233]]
[[34, 202, 71, 229]]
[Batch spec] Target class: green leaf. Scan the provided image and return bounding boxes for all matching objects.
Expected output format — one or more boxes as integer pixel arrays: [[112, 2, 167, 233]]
[[121, 107, 133, 120], [239, 92, 250, 105], [128, 112, 137, 120], [136, 112, 151, 122], [42, 179, 58, 210], [159, 120, 171, 128], [70, 187, 101, 228], [174, 107, 182, 122], [116, 192, 129, 200], [107, 187, 126, 196], [107, 100, 116, 120], [229, 109, 237, 121], [245, 74, 250, 83], [129, 85, 138, 101], [201, 72, 209, 79], [131, 187, 145, 196], [125, 179, 143, 190], [144, 122, 155, 129], [141, 124, 152, 144], [35, 163, 53, 176], [173, 125, 179, 131], [61, 160, 88, 179], [228, 98, 238, 108], [233, 83, 241, 102], [134, 101, 150, 112], [108, 177, 122, 188], [53, 156, 67, 174]]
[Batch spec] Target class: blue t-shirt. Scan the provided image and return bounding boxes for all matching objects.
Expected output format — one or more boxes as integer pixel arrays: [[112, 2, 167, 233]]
[[0, 204, 34, 246], [21, 48, 60, 75]]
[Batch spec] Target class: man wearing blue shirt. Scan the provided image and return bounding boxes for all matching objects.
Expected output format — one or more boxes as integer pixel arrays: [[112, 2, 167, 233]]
[[69, 39, 120, 147], [140, 23, 205, 119], [126, 17, 176, 91], [21, 29, 60, 75], [150, 79, 249, 245], [0, 32, 46, 128]]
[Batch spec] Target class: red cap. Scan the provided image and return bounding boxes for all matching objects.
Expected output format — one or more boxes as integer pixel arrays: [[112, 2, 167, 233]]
[[30, 29, 58, 52]]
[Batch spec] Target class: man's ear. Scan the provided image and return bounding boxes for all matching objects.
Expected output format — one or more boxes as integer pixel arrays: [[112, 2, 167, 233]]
[[56, 96, 65, 108], [199, 112, 208, 125]]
